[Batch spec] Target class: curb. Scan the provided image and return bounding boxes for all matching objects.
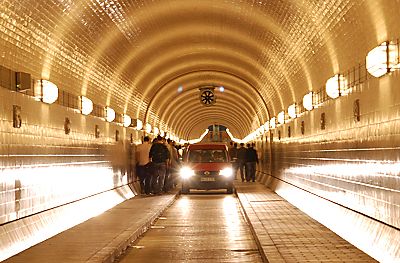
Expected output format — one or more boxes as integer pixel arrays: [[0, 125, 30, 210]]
[[235, 189, 270, 263], [87, 192, 179, 263]]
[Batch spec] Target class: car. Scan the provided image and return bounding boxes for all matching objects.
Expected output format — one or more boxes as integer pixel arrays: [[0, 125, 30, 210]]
[[180, 143, 234, 194]]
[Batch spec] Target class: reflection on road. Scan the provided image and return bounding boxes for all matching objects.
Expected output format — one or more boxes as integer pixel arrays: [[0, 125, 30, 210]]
[[117, 193, 262, 262]]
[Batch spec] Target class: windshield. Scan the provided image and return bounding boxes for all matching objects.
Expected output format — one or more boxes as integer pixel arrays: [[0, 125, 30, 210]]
[[188, 149, 228, 163]]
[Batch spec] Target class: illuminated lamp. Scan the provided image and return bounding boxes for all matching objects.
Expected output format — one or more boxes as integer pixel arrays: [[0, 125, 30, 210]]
[[278, 111, 285, 124], [122, 114, 131, 127], [270, 117, 276, 129], [326, 74, 347, 99], [303, 92, 313, 111], [145, 123, 152, 133], [105, 107, 115, 122], [131, 119, 143, 130], [288, 104, 297, 119], [160, 130, 165, 137], [80, 96, 93, 115], [263, 121, 270, 132], [366, 41, 399, 78], [154, 127, 159, 135], [34, 80, 58, 104]]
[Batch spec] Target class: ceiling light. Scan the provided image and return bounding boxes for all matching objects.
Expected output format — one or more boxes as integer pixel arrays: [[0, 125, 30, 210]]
[[80, 96, 93, 115], [288, 104, 297, 119], [145, 123, 152, 133], [303, 92, 313, 111], [263, 121, 270, 132], [270, 117, 276, 129], [278, 111, 285, 124], [326, 74, 347, 99], [366, 41, 399, 77], [34, 80, 58, 104], [105, 107, 115, 122], [122, 114, 131, 127]]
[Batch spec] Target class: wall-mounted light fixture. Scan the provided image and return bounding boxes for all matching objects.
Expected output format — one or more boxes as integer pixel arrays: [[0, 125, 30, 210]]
[[34, 80, 58, 104], [278, 111, 285, 125], [270, 117, 276, 129], [131, 119, 143, 130], [160, 130, 165, 137], [122, 114, 131, 127], [326, 74, 347, 99], [303, 92, 313, 111], [145, 123, 152, 133], [105, 107, 115, 122], [366, 41, 399, 78], [263, 121, 270, 132], [80, 96, 93, 115], [153, 127, 159, 135], [288, 104, 297, 119]]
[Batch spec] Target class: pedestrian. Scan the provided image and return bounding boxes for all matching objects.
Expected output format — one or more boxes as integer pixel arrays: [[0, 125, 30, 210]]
[[228, 142, 239, 180], [149, 135, 170, 194], [237, 143, 247, 182], [245, 143, 258, 182], [136, 136, 152, 195], [165, 138, 178, 192]]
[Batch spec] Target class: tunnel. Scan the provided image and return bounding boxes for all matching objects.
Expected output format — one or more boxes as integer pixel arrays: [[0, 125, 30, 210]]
[[0, 0, 399, 262]]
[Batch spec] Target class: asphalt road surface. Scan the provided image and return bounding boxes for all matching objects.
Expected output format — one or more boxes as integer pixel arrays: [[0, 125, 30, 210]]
[[116, 192, 263, 263]]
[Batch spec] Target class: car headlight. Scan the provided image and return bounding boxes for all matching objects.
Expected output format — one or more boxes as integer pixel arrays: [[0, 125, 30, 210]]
[[219, 167, 233, 177], [180, 167, 195, 179]]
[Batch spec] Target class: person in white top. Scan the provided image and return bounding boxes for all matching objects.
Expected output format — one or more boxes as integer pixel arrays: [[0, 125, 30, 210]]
[[136, 136, 152, 194]]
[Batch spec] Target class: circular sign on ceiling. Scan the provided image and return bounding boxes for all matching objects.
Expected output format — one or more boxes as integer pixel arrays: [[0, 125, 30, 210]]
[[199, 88, 216, 106]]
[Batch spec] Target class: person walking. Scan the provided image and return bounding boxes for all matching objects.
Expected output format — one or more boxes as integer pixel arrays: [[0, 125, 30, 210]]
[[245, 143, 259, 182], [149, 135, 170, 194], [228, 142, 239, 180], [237, 143, 247, 182], [136, 136, 152, 195]]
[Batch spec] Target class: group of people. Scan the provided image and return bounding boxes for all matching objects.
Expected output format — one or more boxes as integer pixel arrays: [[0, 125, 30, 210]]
[[228, 142, 259, 182], [135, 135, 180, 195], [135, 137, 259, 195]]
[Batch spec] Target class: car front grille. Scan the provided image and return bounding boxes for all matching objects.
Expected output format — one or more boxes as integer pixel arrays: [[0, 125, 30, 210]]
[[195, 171, 219, 176]]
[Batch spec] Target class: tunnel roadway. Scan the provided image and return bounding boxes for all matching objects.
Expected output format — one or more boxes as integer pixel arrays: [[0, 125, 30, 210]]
[[3, 182, 377, 263], [115, 192, 263, 263]]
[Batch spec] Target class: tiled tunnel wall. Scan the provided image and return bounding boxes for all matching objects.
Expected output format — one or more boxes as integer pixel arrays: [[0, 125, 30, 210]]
[[0, 87, 138, 225], [257, 72, 400, 261], [0, 0, 399, 261], [0, 85, 140, 260]]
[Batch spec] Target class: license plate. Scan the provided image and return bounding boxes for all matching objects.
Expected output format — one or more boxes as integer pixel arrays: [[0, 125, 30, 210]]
[[200, 177, 215, 182]]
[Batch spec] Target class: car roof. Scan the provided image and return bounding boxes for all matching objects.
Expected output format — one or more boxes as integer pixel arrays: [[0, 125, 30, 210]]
[[187, 143, 228, 150]]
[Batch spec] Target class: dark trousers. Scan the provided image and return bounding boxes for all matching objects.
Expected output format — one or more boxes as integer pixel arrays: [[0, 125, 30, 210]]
[[238, 161, 246, 181], [245, 162, 256, 182], [232, 162, 239, 180], [137, 165, 152, 194], [152, 162, 167, 194]]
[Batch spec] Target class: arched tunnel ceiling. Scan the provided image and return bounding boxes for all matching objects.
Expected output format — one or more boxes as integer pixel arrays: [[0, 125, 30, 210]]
[[1, 0, 397, 140]]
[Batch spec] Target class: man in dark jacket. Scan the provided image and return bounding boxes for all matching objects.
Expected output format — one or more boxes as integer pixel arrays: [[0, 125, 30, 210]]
[[149, 135, 170, 194], [245, 143, 258, 182], [237, 143, 247, 182]]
